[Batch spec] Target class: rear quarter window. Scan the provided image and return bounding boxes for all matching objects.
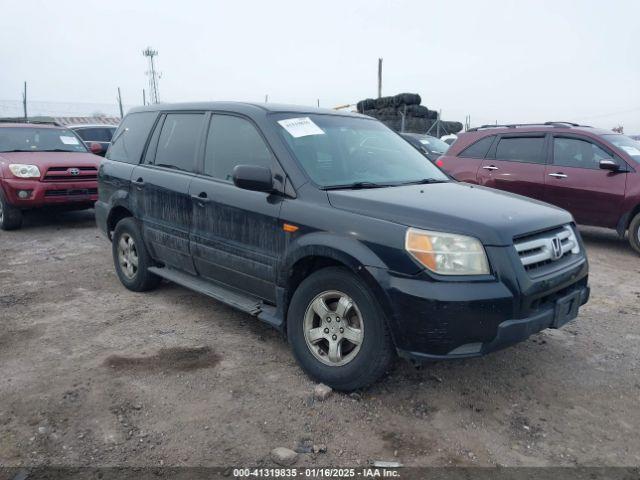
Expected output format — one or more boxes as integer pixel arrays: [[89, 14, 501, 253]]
[[494, 136, 546, 164], [106, 112, 158, 164], [458, 135, 494, 158]]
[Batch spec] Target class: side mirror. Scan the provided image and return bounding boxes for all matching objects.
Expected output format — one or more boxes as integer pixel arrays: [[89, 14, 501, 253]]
[[88, 142, 103, 155], [232, 165, 273, 192], [599, 159, 621, 171]]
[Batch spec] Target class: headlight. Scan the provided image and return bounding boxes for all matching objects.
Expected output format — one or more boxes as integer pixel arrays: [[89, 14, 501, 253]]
[[9, 164, 41, 178], [405, 228, 490, 275]]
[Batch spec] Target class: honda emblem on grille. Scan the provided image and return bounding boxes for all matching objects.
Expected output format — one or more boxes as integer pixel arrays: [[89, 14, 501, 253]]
[[550, 236, 562, 260], [68, 168, 80, 176]]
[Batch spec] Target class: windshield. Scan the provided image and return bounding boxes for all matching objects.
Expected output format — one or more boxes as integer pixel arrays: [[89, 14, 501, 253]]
[[274, 114, 449, 188], [601, 134, 640, 163], [419, 136, 449, 154], [0, 127, 87, 153]]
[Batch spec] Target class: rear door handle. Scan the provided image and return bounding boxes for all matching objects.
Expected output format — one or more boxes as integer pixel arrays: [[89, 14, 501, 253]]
[[548, 173, 568, 178], [191, 193, 212, 205], [482, 165, 498, 171]]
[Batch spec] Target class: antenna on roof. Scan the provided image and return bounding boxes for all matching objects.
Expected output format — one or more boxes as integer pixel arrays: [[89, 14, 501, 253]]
[[117, 87, 124, 118]]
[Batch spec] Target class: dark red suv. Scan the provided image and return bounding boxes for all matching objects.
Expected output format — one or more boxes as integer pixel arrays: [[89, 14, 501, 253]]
[[437, 122, 640, 253], [0, 123, 100, 230]]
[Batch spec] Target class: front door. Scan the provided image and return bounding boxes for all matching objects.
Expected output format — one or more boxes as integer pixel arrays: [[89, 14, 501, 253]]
[[476, 134, 548, 202], [132, 112, 206, 274], [544, 135, 627, 228], [189, 113, 285, 302]]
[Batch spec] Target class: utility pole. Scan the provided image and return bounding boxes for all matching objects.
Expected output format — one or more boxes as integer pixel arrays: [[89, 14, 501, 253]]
[[117, 87, 124, 118], [143, 89, 146, 106], [377, 58, 383, 98], [143, 47, 161, 104], [317, 99, 320, 108], [265, 94, 269, 103], [22, 81, 27, 122]]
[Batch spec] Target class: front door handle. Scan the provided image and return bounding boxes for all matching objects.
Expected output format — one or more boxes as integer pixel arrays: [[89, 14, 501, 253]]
[[132, 177, 145, 186], [191, 193, 212, 205], [482, 165, 499, 171], [548, 173, 568, 178]]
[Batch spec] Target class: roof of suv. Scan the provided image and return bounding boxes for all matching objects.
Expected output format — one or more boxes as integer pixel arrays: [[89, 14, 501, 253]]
[[67, 124, 118, 129], [449, 122, 615, 155], [466, 122, 612, 136], [128, 101, 366, 118]]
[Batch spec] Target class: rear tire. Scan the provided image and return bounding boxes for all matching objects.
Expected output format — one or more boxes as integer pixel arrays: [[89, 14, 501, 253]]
[[629, 213, 640, 255], [112, 217, 161, 292], [0, 190, 23, 231], [287, 267, 395, 391]]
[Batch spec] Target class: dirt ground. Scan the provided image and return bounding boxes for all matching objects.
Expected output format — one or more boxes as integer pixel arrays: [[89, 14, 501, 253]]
[[1, 209, 639, 468]]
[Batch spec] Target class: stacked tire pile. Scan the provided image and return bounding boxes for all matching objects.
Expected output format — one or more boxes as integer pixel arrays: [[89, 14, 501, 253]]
[[356, 93, 463, 135]]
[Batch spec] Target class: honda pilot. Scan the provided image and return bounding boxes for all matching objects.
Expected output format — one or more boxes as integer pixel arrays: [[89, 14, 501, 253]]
[[96, 103, 590, 390]]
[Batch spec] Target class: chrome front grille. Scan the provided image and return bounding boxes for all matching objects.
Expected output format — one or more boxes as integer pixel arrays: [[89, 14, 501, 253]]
[[43, 166, 98, 182], [514, 225, 580, 275]]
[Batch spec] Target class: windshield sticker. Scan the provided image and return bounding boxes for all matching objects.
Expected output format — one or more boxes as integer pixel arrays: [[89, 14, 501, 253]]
[[60, 135, 80, 145], [278, 117, 325, 138], [620, 145, 640, 156]]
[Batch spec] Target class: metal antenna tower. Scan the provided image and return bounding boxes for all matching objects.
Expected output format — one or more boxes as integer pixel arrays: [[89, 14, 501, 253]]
[[143, 47, 161, 104]]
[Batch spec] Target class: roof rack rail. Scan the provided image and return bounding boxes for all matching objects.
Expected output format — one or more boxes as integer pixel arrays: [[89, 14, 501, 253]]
[[468, 121, 589, 132]]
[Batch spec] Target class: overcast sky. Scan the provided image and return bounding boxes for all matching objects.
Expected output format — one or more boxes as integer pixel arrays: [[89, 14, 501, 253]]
[[2, 0, 639, 131]]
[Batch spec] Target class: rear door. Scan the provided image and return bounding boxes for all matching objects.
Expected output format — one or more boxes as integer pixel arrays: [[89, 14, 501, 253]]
[[544, 134, 627, 227], [131, 112, 206, 274], [441, 135, 495, 181], [477, 134, 548, 201], [189, 113, 285, 302]]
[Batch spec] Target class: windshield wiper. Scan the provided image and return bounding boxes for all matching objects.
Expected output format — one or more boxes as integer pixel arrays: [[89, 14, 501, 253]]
[[398, 178, 449, 186], [0, 149, 36, 153], [43, 149, 81, 152], [321, 181, 392, 190]]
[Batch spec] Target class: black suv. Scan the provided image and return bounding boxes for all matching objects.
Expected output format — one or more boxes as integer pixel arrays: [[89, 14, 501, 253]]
[[96, 103, 590, 390]]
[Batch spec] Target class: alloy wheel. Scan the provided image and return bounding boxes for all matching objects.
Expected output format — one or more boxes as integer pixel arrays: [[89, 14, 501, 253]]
[[117, 233, 139, 279], [303, 290, 364, 367]]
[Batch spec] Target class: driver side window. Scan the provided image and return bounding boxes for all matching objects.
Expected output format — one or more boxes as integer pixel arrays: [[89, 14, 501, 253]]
[[204, 114, 274, 181]]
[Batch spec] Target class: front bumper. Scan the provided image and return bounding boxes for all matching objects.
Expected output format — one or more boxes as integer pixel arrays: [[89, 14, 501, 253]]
[[397, 285, 589, 362], [368, 244, 589, 361], [2, 178, 98, 209]]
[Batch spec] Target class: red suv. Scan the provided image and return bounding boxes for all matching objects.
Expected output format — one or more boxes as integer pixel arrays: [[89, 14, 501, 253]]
[[437, 122, 640, 253], [0, 123, 101, 230]]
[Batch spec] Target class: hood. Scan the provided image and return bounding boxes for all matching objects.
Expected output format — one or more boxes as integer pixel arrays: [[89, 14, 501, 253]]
[[0, 151, 100, 179], [327, 182, 573, 246]]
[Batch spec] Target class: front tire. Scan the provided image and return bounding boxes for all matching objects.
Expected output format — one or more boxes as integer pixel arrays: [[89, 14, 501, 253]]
[[112, 217, 161, 292], [287, 267, 395, 391], [0, 190, 23, 231], [629, 213, 640, 255]]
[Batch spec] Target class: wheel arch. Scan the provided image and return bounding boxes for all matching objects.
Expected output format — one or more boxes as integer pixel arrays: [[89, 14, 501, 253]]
[[617, 203, 640, 237], [279, 234, 397, 344], [106, 205, 134, 240]]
